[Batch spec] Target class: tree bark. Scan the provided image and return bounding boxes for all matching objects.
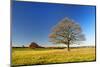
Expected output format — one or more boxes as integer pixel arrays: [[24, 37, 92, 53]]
[[67, 44, 70, 51], [67, 41, 70, 51]]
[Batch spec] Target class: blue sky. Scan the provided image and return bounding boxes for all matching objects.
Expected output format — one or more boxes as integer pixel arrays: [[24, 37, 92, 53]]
[[12, 1, 96, 47]]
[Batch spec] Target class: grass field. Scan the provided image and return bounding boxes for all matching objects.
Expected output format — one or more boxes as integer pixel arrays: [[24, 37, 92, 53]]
[[12, 47, 96, 66]]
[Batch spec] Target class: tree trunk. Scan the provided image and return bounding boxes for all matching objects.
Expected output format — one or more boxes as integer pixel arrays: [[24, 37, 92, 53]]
[[67, 44, 70, 51], [67, 41, 70, 51]]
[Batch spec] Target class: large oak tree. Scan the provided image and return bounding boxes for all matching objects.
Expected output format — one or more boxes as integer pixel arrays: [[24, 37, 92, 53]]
[[49, 17, 85, 51]]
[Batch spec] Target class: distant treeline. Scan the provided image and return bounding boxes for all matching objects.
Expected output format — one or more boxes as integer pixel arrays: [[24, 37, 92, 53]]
[[12, 46, 95, 49]]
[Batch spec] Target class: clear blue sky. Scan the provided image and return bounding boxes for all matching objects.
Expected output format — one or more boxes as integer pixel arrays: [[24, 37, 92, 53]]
[[12, 1, 96, 47]]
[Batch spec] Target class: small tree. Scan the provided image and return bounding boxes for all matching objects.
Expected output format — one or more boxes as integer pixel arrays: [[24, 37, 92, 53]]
[[29, 42, 41, 48], [49, 17, 85, 51]]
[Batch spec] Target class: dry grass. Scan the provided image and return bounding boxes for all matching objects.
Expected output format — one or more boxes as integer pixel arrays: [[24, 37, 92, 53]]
[[12, 47, 96, 66]]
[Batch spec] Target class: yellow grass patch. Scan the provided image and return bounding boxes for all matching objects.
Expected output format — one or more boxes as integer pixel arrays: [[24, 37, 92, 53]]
[[12, 47, 96, 66]]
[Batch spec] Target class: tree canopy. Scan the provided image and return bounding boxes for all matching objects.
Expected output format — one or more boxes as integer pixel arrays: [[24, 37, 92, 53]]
[[49, 17, 85, 51]]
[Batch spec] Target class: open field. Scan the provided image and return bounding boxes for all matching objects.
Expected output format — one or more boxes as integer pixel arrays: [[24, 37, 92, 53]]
[[12, 47, 96, 66]]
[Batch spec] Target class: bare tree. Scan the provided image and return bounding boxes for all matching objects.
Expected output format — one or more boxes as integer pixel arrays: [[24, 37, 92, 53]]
[[49, 17, 85, 51]]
